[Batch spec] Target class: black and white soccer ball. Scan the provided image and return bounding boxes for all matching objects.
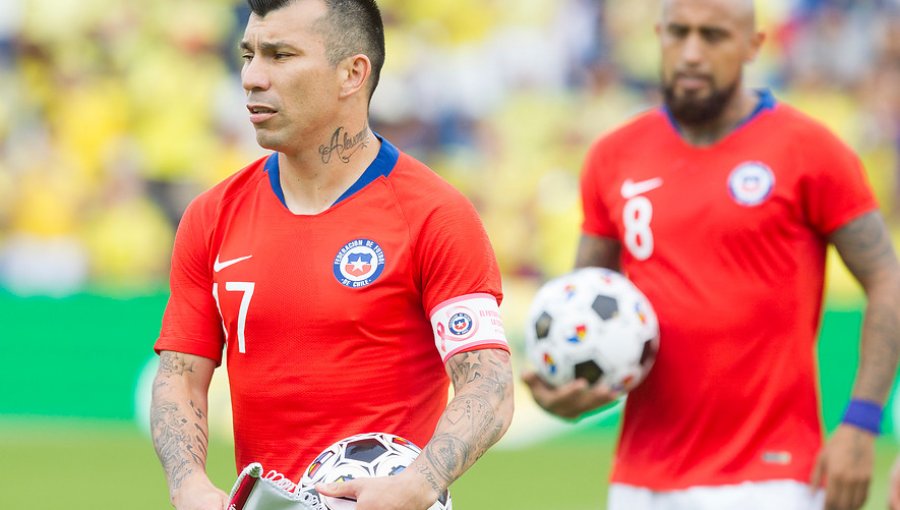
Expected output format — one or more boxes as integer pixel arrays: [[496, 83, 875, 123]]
[[525, 267, 659, 391], [299, 432, 452, 510]]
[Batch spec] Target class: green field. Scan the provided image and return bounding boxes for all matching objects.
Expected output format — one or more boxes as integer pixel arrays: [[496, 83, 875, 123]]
[[3, 292, 899, 508], [1, 421, 897, 510]]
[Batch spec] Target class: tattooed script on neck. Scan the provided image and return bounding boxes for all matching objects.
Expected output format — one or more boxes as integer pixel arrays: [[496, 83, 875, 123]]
[[319, 126, 369, 164]]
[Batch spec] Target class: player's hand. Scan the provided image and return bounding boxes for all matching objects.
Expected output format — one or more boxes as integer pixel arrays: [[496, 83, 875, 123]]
[[811, 424, 874, 510], [315, 469, 439, 510], [889, 455, 900, 510], [171, 475, 229, 510], [521, 370, 619, 419]]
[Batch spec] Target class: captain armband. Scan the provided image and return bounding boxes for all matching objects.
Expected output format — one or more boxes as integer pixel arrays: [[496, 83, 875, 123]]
[[430, 293, 508, 363]]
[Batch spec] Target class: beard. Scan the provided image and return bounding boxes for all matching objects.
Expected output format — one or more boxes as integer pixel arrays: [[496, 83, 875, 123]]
[[662, 73, 740, 127]]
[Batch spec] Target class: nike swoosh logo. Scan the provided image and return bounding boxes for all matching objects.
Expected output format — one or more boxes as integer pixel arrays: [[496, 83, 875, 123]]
[[214, 254, 253, 272], [620, 177, 663, 199]]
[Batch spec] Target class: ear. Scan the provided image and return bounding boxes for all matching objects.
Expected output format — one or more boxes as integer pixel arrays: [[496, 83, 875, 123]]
[[337, 54, 372, 99], [745, 30, 766, 63]]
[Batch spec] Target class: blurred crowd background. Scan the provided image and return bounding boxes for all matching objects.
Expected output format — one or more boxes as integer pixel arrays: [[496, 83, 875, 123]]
[[1, 0, 899, 296]]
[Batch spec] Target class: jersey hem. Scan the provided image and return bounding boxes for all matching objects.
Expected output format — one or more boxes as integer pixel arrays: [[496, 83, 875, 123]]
[[609, 472, 811, 492], [155, 337, 224, 366], [822, 201, 879, 235], [579, 228, 620, 243]]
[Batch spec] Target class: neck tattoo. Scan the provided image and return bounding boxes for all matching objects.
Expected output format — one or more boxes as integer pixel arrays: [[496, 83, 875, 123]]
[[319, 126, 370, 164]]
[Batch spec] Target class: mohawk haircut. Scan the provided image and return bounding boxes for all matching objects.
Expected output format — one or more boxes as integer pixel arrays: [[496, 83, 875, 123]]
[[247, 0, 385, 99]]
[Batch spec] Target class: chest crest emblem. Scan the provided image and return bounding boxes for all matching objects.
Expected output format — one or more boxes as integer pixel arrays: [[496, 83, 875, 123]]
[[728, 162, 775, 207], [333, 238, 386, 288]]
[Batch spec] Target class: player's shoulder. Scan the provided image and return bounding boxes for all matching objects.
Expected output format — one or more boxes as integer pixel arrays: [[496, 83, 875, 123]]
[[386, 151, 474, 211], [182, 155, 269, 224], [586, 108, 670, 160], [763, 103, 855, 155]]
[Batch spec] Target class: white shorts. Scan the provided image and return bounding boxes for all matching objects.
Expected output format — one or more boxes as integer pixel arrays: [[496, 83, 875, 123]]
[[608, 480, 825, 510]]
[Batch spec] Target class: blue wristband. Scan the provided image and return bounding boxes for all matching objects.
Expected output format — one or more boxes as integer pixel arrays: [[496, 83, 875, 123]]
[[841, 399, 882, 435]]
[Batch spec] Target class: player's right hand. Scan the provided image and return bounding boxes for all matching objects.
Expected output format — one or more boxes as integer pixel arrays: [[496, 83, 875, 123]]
[[521, 370, 619, 419], [171, 476, 229, 510], [316, 468, 438, 510]]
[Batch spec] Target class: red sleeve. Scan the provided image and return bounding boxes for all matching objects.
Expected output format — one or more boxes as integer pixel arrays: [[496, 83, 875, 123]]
[[580, 141, 618, 238], [417, 192, 503, 316], [155, 197, 226, 364], [800, 130, 879, 235], [412, 188, 507, 357]]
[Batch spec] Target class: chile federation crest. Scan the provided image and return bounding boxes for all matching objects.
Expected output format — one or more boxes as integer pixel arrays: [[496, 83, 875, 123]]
[[728, 162, 775, 206], [333, 238, 386, 288]]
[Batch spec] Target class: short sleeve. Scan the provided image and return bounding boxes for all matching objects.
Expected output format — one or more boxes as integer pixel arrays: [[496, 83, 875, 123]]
[[801, 132, 878, 235], [418, 194, 502, 313], [155, 198, 226, 364], [415, 193, 508, 360], [581, 141, 618, 238]]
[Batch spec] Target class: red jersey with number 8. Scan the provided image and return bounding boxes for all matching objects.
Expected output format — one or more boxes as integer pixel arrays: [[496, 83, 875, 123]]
[[581, 95, 878, 489]]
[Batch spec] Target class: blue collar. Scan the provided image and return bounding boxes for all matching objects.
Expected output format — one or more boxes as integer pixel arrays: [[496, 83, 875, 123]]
[[264, 134, 400, 208], [738, 88, 776, 127], [663, 88, 776, 133]]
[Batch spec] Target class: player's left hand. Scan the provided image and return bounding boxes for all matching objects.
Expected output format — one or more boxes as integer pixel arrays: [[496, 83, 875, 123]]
[[315, 469, 439, 510], [811, 424, 874, 510]]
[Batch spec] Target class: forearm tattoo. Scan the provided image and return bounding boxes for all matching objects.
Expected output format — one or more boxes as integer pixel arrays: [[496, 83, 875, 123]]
[[150, 352, 210, 493], [831, 212, 900, 401], [318, 125, 369, 164], [417, 349, 513, 494], [859, 302, 900, 398]]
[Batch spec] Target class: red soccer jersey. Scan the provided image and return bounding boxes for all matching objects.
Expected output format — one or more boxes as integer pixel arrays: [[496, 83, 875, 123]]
[[581, 93, 877, 489], [156, 138, 506, 479]]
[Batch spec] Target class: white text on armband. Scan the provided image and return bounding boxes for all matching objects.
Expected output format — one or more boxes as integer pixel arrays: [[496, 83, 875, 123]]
[[430, 293, 508, 363]]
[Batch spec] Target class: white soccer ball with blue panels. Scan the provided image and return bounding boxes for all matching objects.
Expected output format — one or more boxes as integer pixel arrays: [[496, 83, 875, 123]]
[[525, 267, 659, 391], [299, 432, 451, 510]]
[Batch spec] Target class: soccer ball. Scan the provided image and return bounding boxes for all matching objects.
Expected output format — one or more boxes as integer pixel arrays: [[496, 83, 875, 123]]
[[299, 432, 452, 510], [525, 267, 659, 391]]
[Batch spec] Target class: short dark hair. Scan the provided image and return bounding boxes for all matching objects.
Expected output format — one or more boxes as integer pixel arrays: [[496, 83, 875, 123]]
[[247, 0, 385, 99]]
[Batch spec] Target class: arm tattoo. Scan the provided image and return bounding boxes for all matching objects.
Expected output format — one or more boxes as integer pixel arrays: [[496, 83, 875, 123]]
[[414, 463, 444, 496], [151, 352, 211, 494], [158, 351, 196, 376], [575, 234, 621, 270], [858, 301, 900, 398], [830, 212, 895, 280], [831, 212, 900, 400], [318, 125, 369, 164], [417, 349, 514, 492]]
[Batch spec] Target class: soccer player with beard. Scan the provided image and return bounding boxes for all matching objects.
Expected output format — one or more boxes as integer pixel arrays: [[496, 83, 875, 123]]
[[524, 0, 900, 509]]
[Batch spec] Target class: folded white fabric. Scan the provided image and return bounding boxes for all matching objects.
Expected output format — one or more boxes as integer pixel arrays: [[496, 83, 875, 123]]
[[227, 462, 326, 510]]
